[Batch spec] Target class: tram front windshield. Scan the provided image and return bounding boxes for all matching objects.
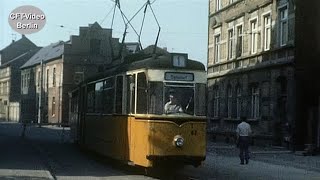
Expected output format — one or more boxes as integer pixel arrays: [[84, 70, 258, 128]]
[[149, 82, 206, 116]]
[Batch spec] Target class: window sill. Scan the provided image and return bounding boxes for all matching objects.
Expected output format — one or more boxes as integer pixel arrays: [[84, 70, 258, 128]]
[[247, 118, 260, 122], [209, 117, 221, 121], [223, 118, 240, 121]]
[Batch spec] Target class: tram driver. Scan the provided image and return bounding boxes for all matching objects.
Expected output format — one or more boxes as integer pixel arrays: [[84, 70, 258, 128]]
[[164, 93, 184, 114]]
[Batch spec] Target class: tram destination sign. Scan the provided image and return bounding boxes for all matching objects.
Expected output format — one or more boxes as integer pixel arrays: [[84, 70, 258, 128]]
[[165, 72, 194, 81]]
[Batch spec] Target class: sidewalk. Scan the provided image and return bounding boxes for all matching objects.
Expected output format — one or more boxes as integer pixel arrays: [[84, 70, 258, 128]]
[[207, 141, 320, 173]]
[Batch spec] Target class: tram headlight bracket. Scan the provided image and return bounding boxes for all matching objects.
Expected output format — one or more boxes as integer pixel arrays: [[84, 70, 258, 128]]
[[173, 135, 184, 147]]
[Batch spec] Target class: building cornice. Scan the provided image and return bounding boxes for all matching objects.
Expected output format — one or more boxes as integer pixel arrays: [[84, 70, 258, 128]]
[[209, 0, 272, 18], [207, 58, 294, 79], [207, 45, 295, 69], [209, 0, 244, 18]]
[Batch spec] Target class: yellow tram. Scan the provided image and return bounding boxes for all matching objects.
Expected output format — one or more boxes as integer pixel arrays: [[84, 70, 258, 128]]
[[69, 52, 207, 168]]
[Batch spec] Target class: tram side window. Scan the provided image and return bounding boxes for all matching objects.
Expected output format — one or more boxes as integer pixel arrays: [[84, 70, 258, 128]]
[[149, 82, 163, 115], [87, 84, 95, 112], [71, 92, 78, 113], [103, 77, 115, 114], [95, 81, 104, 113], [127, 75, 135, 114], [195, 84, 206, 116], [136, 72, 147, 114], [115, 76, 123, 114]]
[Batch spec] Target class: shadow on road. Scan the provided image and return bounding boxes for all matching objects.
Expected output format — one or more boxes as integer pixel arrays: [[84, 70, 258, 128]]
[[0, 121, 154, 179]]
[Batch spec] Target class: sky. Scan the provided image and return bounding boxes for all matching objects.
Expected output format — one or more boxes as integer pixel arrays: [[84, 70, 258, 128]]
[[0, 0, 208, 67]]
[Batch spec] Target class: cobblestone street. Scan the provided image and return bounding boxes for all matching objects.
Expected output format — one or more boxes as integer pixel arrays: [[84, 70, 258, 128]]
[[207, 141, 320, 173], [1, 121, 320, 180], [0, 122, 155, 180]]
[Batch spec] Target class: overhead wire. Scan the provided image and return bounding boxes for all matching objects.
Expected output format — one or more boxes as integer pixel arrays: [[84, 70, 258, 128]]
[[109, 0, 162, 57], [100, 4, 115, 25], [147, 0, 161, 54]]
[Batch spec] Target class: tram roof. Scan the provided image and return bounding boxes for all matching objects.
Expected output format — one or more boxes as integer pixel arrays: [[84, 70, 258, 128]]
[[84, 53, 205, 83]]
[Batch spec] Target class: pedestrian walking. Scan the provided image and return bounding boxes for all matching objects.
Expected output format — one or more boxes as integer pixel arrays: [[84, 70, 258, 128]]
[[236, 116, 252, 165]]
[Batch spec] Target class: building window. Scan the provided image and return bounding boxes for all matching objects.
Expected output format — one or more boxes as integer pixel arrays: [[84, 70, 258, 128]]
[[236, 25, 243, 57], [26, 73, 30, 88], [215, 0, 221, 11], [213, 87, 220, 117], [263, 14, 271, 50], [227, 87, 232, 118], [53, 67, 56, 87], [214, 34, 221, 63], [21, 75, 24, 89], [37, 71, 41, 87], [251, 86, 260, 119], [24, 74, 27, 88], [250, 19, 258, 54], [6, 81, 10, 93], [236, 86, 241, 119], [228, 29, 234, 60], [52, 97, 56, 116], [279, 6, 288, 46], [0, 83, 3, 95], [46, 69, 49, 90]]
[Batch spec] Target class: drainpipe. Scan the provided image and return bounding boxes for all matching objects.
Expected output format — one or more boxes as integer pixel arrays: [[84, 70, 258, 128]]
[[38, 60, 43, 126]]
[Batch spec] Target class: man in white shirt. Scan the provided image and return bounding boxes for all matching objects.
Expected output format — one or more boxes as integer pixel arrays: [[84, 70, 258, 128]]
[[236, 116, 252, 165], [164, 93, 183, 114]]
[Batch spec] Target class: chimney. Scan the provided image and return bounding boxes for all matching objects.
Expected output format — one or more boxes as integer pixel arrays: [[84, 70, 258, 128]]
[[22, 34, 26, 38]]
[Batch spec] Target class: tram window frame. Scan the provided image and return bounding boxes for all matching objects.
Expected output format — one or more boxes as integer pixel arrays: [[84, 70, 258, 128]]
[[149, 82, 163, 115], [115, 75, 123, 114], [95, 81, 104, 113], [103, 77, 115, 114], [70, 91, 78, 113], [87, 84, 95, 113], [163, 84, 195, 115], [136, 72, 148, 114], [195, 83, 207, 116], [126, 75, 135, 114]]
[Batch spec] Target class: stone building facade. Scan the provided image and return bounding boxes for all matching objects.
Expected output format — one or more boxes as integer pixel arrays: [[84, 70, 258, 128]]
[[295, 0, 320, 150], [20, 22, 121, 124], [207, 0, 295, 145], [0, 35, 39, 121]]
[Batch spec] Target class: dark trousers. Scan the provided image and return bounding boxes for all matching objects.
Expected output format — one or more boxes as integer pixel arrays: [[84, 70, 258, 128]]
[[238, 136, 250, 162]]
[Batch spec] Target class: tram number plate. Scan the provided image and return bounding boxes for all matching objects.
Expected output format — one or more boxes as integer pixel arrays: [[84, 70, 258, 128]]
[[191, 130, 197, 136], [165, 72, 194, 81]]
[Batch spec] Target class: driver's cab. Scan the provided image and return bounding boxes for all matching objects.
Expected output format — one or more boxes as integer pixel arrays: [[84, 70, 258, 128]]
[[126, 69, 206, 117]]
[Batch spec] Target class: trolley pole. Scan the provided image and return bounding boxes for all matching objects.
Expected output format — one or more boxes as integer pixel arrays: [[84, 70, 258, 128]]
[[38, 59, 44, 127]]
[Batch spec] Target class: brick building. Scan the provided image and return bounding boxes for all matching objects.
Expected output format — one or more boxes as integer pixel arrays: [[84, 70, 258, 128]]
[[20, 22, 121, 124], [0, 35, 39, 121], [207, 0, 295, 146]]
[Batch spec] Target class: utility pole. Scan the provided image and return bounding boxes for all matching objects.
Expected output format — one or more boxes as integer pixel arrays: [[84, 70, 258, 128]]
[[38, 59, 44, 127]]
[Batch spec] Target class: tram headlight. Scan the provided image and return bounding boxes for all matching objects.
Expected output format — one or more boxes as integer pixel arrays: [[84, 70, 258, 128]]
[[173, 135, 184, 147]]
